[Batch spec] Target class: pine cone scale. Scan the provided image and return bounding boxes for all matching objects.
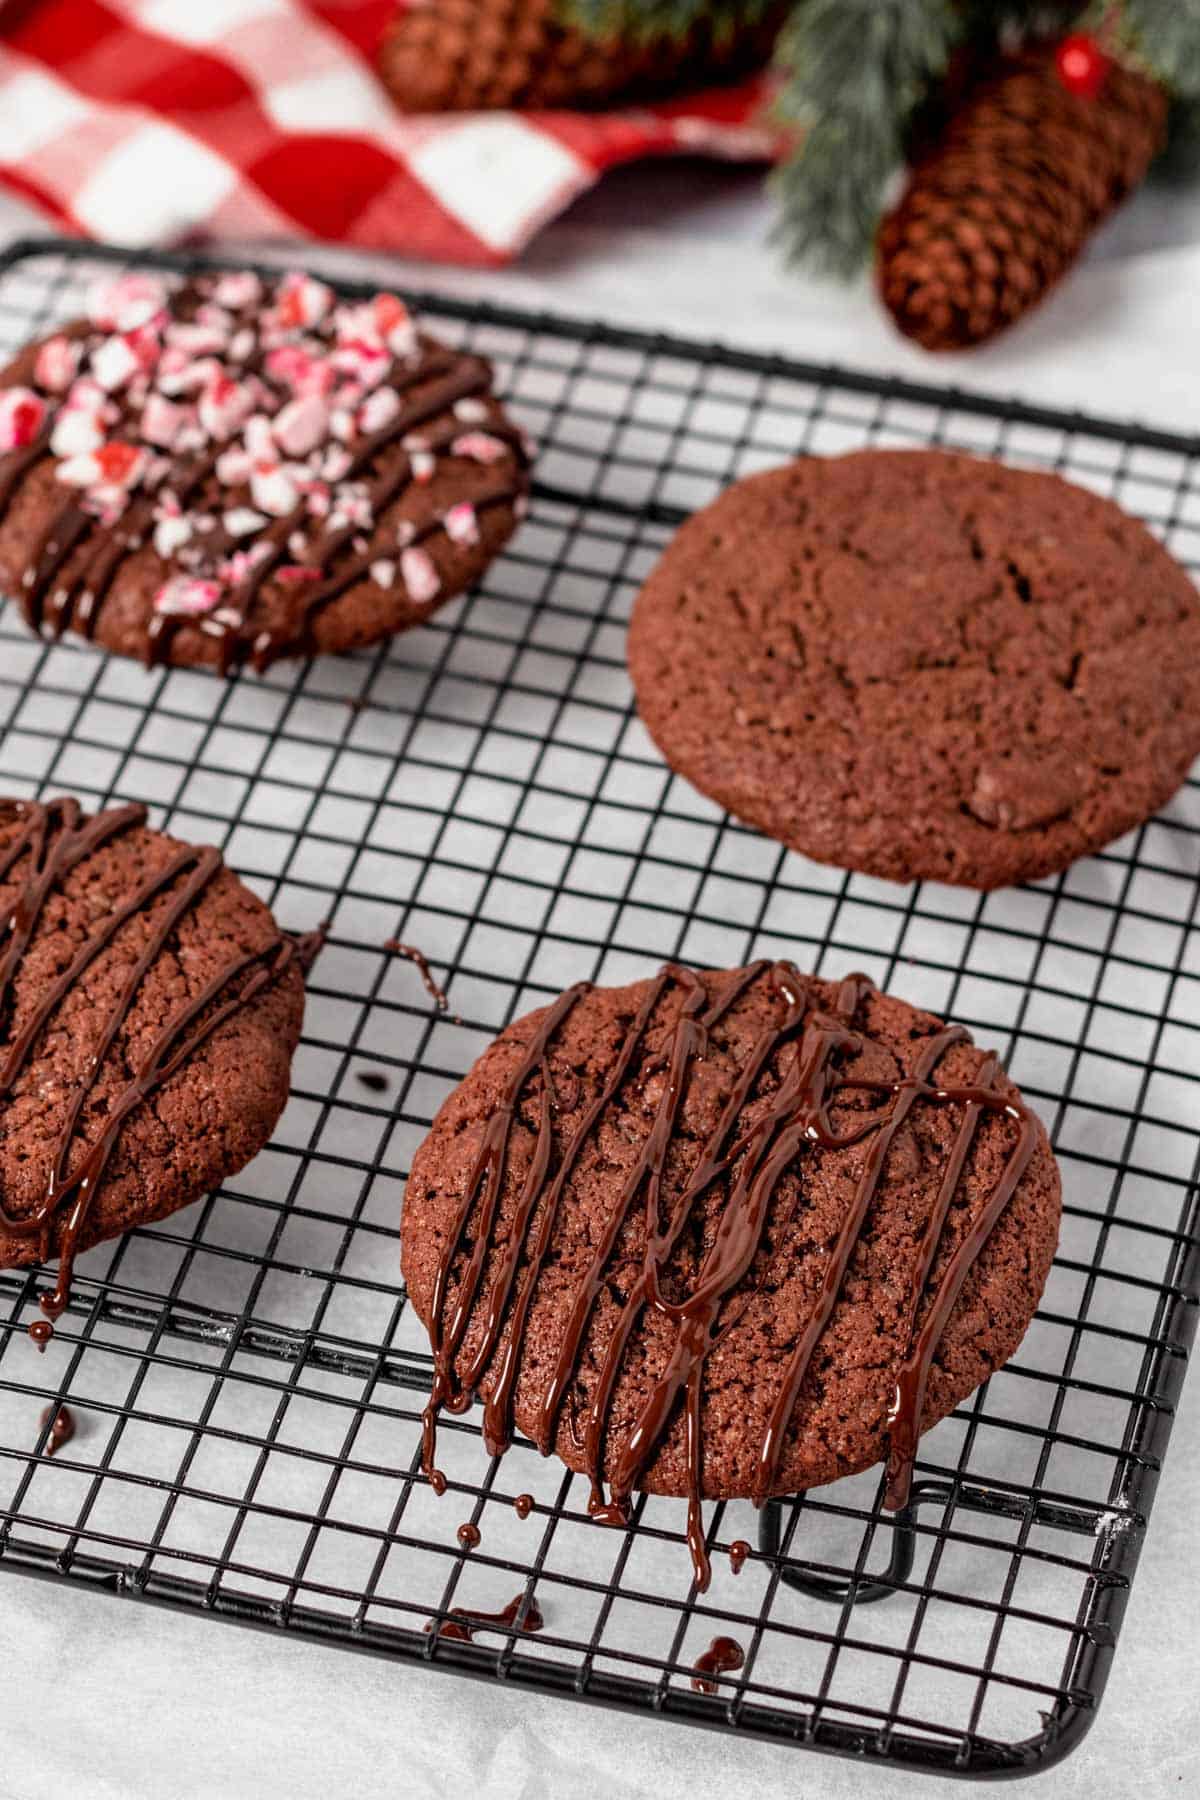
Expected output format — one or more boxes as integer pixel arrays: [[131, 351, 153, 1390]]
[[379, 0, 783, 114]]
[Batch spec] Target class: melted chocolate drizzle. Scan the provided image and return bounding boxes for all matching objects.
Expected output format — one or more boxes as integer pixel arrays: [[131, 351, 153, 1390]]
[[691, 1635, 744, 1693], [420, 962, 1038, 1590], [0, 274, 530, 673], [0, 797, 309, 1331], [424, 1593, 545, 1643], [728, 1539, 750, 1576]]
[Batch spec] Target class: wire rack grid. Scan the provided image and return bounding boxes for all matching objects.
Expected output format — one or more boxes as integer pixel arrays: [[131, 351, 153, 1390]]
[[0, 239, 1196, 1782]]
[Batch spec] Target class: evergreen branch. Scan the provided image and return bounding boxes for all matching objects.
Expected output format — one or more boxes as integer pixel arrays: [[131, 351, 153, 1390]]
[[1109, 0, 1200, 96], [559, 0, 772, 44], [770, 0, 965, 275]]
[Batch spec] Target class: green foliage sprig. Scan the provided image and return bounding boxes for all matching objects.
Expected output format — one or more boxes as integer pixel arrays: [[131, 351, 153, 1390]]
[[562, 0, 1200, 273], [561, 1, 772, 43]]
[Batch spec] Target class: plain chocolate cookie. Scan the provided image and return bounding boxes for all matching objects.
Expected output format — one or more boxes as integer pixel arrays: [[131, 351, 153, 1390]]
[[402, 961, 1060, 1556], [627, 450, 1200, 889], [0, 266, 530, 673], [0, 796, 309, 1319]]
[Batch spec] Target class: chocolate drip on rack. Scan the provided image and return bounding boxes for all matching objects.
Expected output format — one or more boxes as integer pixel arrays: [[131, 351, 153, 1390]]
[[39, 1403, 75, 1457], [424, 1593, 544, 1643], [383, 939, 448, 1012], [691, 1635, 744, 1693], [420, 963, 1038, 1591], [0, 797, 307, 1332]]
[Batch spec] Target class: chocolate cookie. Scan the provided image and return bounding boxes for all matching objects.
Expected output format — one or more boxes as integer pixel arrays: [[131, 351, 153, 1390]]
[[0, 796, 311, 1333], [627, 449, 1200, 889], [402, 961, 1060, 1587], [0, 268, 531, 672]]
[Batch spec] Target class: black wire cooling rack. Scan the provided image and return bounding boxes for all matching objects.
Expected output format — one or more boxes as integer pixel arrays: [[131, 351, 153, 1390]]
[[0, 238, 1197, 1782]]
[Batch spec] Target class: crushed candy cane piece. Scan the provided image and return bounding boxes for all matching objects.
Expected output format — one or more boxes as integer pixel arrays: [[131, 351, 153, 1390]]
[[56, 441, 146, 490], [0, 387, 46, 451], [244, 414, 276, 462], [358, 387, 400, 435], [213, 272, 262, 311], [410, 451, 435, 482], [195, 302, 234, 335], [216, 445, 252, 485], [165, 320, 228, 358], [198, 372, 256, 442], [250, 463, 299, 517], [331, 339, 390, 388], [451, 431, 506, 465], [370, 558, 396, 587], [453, 397, 489, 424], [329, 488, 372, 531], [443, 501, 479, 546], [87, 273, 167, 333], [141, 393, 190, 449], [219, 542, 272, 585], [321, 445, 351, 482], [153, 514, 193, 558], [373, 292, 417, 355], [400, 546, 439, 605], [265, 342, 334, 397], [34, 336, 81, 394], [277, 563, 321, 582], [160, 354, 222, 398], [273, 394, 328, 457], [223, 507, 268, 539], [51, 409, 105, 458], [275, 272, 334, 331], [154, 576, 221, 618]]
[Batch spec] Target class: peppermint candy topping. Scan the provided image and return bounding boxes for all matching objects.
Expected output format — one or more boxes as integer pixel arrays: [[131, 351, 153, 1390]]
[[87, 273, 168, 334], [4, 267, 519, 641], [153, 576, 222, 618], [0, 387, 46, 452], [401, 546, 439, 605], [273, 272, 334, 332], [34, 337, 81, 395], [56, 441, 146, 491], [213, 272, 263, 312], [451, 431, 507, 465], [443, 501, 479, 547]]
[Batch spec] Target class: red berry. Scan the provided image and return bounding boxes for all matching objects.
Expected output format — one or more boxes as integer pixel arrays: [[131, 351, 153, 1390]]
[[1056, 33, 1111, 100]]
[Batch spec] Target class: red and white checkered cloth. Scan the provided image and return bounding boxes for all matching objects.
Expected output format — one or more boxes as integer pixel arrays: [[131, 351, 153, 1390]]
[[0, 0, 776, 266]]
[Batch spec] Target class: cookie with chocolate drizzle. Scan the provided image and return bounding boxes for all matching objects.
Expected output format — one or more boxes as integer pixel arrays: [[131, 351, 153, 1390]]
[[0, 267, 531, 672], [628, 450, 1200, 889], [0, 796, 312, 1330], [401, 962, 1060, 1590]]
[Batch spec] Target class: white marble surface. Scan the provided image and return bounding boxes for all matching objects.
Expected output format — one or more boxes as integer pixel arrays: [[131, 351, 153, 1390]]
[[0, 166, 1198, 1800]]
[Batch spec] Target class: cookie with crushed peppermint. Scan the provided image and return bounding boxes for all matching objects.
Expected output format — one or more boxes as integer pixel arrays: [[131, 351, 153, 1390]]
[[0, 268, 532, 673]]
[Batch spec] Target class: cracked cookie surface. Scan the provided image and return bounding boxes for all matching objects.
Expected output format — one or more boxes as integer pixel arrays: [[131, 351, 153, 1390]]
[[627, 449, 1200, 888]]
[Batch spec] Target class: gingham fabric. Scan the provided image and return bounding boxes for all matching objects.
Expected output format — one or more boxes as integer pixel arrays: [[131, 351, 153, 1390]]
[[0, 0, 776, 265]]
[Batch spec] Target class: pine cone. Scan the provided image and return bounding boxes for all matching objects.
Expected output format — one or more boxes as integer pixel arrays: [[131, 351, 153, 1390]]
[[877, 49, 1168, 352], [378, 0, 780, 113]]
